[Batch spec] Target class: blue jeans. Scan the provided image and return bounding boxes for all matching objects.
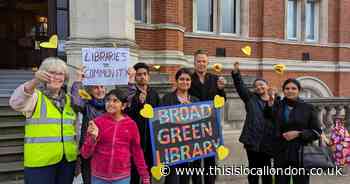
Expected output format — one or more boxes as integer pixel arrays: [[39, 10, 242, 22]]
[[91, 176, 130, 184], [24, 158, 76, 184]]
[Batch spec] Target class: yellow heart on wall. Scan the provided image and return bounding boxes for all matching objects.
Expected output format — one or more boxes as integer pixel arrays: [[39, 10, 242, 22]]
[[151, 165, 164, 181], [214, 95, 225, 108], [140, 104, 154, 119], [39, 34, 58, 49], [217, 145, 230, 160], [241, 46, 251, 56], [273, 64, 286, 75]]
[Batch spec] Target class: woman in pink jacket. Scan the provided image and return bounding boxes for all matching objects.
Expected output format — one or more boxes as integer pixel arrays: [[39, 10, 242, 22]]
[[80, 88, 150, 184]]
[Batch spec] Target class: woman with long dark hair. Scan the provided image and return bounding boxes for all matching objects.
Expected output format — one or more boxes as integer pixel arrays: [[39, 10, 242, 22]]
[[266, 78, 322, 184]]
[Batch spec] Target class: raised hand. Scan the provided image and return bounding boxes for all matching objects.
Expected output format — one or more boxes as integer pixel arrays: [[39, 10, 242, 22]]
[[76, 66, 86, 82], [267, 87, 276, 107], [87, 120, 99, 139], [233, 62, 240, 73], [34, 70, 52, 84]]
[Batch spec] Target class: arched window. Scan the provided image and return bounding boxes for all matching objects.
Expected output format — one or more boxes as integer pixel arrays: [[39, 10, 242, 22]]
[[297, 76, 333, 98]]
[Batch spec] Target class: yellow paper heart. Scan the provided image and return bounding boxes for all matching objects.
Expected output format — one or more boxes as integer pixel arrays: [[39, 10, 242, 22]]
[[140, 104, 154, 119], [214, 95, 225, 108], [151, 165, 164, 181], [212, 63, 223, 73], [39, 35, 58, 49], [217, 145, 230, 160], [153, 65, 161, 70], [273, 64, 286, 75], [241, 46, 251, 56], [78, 89, 92, 100]]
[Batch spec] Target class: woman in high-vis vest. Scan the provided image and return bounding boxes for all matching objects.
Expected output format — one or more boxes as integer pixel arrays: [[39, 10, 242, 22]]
[[9, 57, 78, 184]]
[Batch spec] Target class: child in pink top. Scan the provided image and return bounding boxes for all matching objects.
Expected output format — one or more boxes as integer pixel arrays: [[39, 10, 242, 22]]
[[80, 89, 150, 184]]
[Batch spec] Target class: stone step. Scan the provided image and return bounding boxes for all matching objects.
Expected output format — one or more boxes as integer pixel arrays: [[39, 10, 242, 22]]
[[0, 133, 24, 142], [0, 121, 24, 129], [0, 180, 24, 184], [0, 70, 33, 75], [0, 161, 23, 173], [0, 79, 28, 84], [0, 146, 23, 157], [0, 107, 22, 116], [0, 83, 21, 90]]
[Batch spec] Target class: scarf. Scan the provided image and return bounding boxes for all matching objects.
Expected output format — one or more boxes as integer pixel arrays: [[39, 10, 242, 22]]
[[37, 83, 66, 112]]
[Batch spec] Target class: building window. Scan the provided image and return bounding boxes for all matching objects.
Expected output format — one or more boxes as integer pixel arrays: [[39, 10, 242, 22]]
[[220, 0, 238, 34], [287, 0, 298, 39], [56, 0, 69, 57], [285, 0, 320, 42], [194, 0, 240, 34], [305, 0, 318, 41], [135, 0, 148, 23], [197, 0, 214, 32]]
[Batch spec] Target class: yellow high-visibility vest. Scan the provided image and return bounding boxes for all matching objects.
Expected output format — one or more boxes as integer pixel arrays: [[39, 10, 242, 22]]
[[24, 90, 77, 167]]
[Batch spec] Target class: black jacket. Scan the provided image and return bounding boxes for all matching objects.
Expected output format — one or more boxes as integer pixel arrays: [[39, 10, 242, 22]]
[[265, 98, 322, 165], [127, 86, 160, 167], [161, 91, 199, 106], [189, 72, 226, 101], [232, 71, 276, 154]]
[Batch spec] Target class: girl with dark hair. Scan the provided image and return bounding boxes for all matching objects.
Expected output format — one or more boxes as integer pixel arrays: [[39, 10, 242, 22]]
[[266, 78, 322, 184], [161, 68, 199, 184], [80, 89, 150, 184]]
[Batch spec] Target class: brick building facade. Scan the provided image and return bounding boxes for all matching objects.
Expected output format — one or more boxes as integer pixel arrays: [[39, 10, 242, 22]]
[[133, 0, 350, 97]]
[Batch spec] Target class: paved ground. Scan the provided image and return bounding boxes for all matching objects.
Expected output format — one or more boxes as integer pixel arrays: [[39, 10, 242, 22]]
[[73, 130, 350, 184], [216, 130, 350, 184]]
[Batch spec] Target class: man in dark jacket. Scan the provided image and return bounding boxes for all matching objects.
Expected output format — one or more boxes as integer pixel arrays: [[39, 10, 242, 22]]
[[231, 62, 275, 184], [188, 49, 226, 184], [127, 62, 160, 184]]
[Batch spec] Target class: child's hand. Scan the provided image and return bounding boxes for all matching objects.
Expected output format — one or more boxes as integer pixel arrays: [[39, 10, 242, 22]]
[[87, 120, 99, 139]]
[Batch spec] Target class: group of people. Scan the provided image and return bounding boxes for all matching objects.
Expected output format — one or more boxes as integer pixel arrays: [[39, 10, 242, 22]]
[[10, 48, 341, 184], [9, 49, 225, 184]]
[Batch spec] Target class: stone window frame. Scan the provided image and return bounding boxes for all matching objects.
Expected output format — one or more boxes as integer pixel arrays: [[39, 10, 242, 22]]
[[134, 0, 151, 24], [193, 0, 241, 36], [284, 0, 323, 43]]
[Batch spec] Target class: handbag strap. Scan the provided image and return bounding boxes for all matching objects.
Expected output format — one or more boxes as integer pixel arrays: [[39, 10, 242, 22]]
[[311, 129, 324, 147]]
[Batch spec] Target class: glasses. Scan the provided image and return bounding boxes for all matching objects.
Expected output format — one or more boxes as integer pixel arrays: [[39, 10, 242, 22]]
[[48, 71, 65, 76]]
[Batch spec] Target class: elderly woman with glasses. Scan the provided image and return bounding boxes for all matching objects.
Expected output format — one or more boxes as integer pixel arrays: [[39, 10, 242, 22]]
[[9, 57, 78, 184]]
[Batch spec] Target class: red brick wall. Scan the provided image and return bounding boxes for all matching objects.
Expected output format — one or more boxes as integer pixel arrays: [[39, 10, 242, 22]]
[[262, 0, 284, 39], [337, 72, 350, 96], [328, 0, 340, 43], [151, 0, 183, 25], [183, 0, 193, 32], [339, 0, 350, 43], [136, 29, 184, 51], [249, 0, 263, 37], [260, 70, 337, 96], [184, 37, 262, 58]]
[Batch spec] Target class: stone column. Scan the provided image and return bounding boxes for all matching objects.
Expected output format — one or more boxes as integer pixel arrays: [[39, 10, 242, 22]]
[[65, 0, 138, 82]]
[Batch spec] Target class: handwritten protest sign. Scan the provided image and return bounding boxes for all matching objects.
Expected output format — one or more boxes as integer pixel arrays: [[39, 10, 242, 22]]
[[82, 48, 129, 85], [149, 101, 223, 166]]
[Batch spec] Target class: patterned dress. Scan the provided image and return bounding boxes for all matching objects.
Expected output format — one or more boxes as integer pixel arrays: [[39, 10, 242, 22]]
[[330, 118, 350, 166]]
